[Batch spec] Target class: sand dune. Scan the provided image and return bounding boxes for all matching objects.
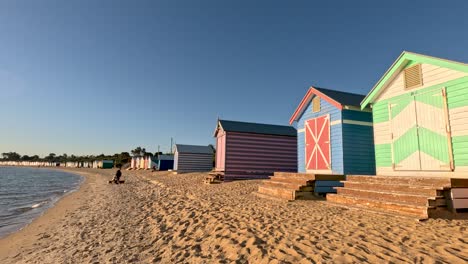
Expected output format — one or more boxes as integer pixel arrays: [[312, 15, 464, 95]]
[[0, 168, 467, 263]]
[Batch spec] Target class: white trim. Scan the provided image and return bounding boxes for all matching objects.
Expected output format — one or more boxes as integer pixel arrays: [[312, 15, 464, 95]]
[[330, 120, 342, 126], [298, 128, 305, 133], [342, 119, 373, 126]]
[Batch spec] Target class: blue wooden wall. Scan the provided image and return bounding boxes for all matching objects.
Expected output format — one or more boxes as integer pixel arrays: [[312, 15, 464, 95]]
[[341, 110, 376, 175], [296, 96, 343, 174]]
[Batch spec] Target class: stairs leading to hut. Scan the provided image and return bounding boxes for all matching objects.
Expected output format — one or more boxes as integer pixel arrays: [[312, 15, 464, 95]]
[[204, 171, 224, 184], [327, 175, 453, 220], [256, 172, 345, 201]]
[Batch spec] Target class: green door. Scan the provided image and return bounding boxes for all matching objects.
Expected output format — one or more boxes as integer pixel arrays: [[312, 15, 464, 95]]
[[390, 88, 452, 171]]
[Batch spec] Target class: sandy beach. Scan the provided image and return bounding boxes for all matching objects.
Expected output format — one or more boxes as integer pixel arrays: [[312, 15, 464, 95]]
[[0, 168, 467, 263]]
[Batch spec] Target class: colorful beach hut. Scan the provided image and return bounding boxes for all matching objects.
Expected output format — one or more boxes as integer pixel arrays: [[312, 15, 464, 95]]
[[157, 154, 174, 171], [289, 87, 376, 177], [130, 157, 137, 169], [214, 119, 297, 180], [93, 160, 114, 169], [143, 156, 157, 170], [327, 52, 468, 219], [361, 51, 468, 177], [173, 144, 214, 173]]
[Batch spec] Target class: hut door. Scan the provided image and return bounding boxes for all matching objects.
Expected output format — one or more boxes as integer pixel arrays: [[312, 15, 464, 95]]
[[414, 88, 452, 171], [216, 134, 226, 171], [390, 88, 452, 171], [390, 97, 421, 170], [305, 115, 331, 171]]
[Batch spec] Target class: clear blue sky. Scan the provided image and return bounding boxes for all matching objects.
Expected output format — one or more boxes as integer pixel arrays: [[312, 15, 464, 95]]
[[1, 0, 468, 156]]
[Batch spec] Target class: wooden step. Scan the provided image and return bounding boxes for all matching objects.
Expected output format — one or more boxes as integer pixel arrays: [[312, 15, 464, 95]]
[[335, 187, 440, 207], [273, 172, 315, 179], [450, 178, 468, 188], [268, 176, 314, 185], [273, 172, 345, 181], [327, 194, 430, 219], [299, 186, 314, 192], [252, 191, 288, 202], [260, 180, 303, 191], [343, 181, 443, 196], [295, 191, 321, 200], [346, 175, 451, 188], [313, 174, 346, 181], [257, 185, 295, 200]]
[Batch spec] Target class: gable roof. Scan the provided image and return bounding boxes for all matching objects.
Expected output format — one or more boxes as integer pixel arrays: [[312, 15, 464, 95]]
[[361, 51, 468, 109], [175, 144, 214, 154], [216, 119, 296, 137], [289, 86, 367, 124]]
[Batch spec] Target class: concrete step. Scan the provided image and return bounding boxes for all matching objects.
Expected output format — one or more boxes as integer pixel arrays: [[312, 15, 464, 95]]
[[346, 175, 451, 188], [327, 194, 430, 219], [343, 181, 443, 196], [257, 185, 295, 200], [335, 187, 441, 207]]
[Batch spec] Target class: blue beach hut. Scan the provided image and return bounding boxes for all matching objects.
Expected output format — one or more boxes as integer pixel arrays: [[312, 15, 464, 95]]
[[157, 154, 174, 171], [289, 86, 376, 192]]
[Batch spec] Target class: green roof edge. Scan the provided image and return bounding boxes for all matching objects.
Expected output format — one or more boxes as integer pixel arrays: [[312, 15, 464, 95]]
[[361, 51, 468, 109]]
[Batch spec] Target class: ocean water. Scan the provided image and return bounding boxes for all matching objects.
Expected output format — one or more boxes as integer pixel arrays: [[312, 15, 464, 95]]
[[0, 167, 82, 238]]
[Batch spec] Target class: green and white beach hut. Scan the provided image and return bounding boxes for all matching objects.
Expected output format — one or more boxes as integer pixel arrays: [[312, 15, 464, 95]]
[[361, 51, 468, 178]]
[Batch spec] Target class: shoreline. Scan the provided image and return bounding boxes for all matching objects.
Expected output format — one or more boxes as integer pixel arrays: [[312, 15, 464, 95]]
[[0, 168, 92, 260], [0, 167, 85, 239]]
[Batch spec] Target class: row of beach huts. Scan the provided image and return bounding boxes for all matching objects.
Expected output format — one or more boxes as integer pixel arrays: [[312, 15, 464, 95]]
[[131, 51, 467, 219], [129, 155, 175, 171], [128, 145, 214, 173], [158, 52, 468, 178], [0, 160, 114, 169]]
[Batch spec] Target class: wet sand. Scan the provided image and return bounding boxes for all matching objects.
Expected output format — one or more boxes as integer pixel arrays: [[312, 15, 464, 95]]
[[0, 168, 467, 263]]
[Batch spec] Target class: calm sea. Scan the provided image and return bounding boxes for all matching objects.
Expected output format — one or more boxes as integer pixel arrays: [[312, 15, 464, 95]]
[[0, 167, 82, 238]]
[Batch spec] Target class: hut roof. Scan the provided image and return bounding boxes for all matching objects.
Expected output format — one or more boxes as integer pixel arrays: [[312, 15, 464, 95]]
[[217, 120, 296, 137], [175, 144, 214, 154], [361, 51, 468, 109], [314, 87, 366, 107], [158, 154, 174, 160], [289, 86, 367, 124]]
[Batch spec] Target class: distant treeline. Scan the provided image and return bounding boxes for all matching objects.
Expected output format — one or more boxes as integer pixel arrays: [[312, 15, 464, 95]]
[[1, 147, 168, 166]]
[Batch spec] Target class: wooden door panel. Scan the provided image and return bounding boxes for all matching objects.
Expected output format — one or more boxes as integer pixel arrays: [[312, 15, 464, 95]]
[[305, 115, 330, 171]]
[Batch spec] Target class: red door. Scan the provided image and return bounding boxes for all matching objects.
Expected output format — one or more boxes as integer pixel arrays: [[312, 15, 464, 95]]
[[305, 115, 331, 170]]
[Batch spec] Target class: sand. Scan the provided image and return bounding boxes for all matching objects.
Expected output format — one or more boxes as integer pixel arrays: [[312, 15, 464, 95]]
[[0, 168, 467, 263]]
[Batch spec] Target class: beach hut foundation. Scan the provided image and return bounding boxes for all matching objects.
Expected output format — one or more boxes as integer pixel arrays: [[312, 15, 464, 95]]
[[255, 172, 345, 200], [327, 176, 468, 220]]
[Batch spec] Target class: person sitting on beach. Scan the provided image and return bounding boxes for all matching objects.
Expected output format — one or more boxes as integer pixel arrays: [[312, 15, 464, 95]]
[[114, 169, 122, 184]]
